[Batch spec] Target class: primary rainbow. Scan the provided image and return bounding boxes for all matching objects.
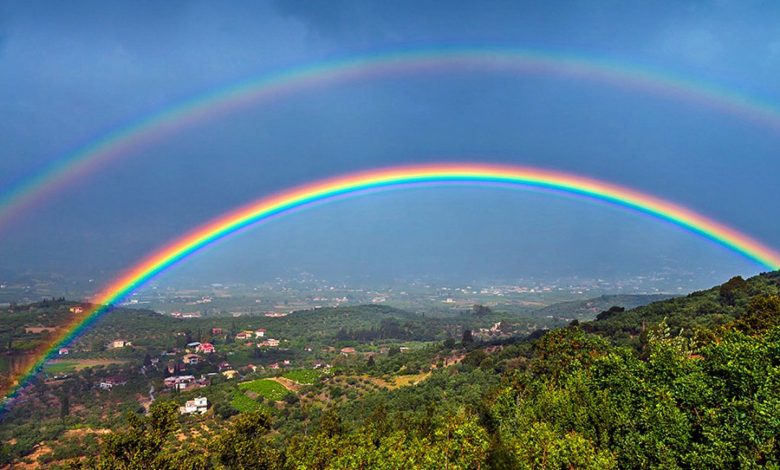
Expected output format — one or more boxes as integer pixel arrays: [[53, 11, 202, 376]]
[[3, 162, 779, 404], [3, 47, 780, 230]]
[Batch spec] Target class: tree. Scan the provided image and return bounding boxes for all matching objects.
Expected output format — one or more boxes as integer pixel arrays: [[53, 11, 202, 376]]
[[59, 392, 70, 421], [89, 401, 180, 468], [472, 304, 492, 317], [462, 329, 474, 344], [505, 422, 617, 469], [736, 294, 780, 333], [596, 306, 625, 321], [719, 275, 747, 306], [284, 393, 300, 405], [434, 410, 490, 468], [318, 408, 344, 438], [213, 402, 238, 420], [211, 410, 279, 469], [462, 349, 487, 368]]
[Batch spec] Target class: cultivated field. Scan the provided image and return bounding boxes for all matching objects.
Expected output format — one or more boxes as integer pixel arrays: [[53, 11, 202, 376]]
[[238, 378, 290, 401]]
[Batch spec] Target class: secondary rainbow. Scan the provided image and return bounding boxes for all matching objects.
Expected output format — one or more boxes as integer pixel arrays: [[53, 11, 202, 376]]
[[3, 47, 780, 231], [4, 163, 780, 404]]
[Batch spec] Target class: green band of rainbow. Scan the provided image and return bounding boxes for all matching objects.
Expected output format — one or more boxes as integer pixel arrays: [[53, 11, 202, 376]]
[[4, 163, 779, 405], [2, 47, 780, 230]]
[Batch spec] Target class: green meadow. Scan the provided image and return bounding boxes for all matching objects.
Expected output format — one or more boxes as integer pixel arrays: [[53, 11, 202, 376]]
[[238, 379, 290, 401], [282, 369, 320, 385]]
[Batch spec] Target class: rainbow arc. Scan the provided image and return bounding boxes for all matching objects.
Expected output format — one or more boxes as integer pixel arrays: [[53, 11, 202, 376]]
[[3, 48, 780, 230], [4, 163, 779, 404]]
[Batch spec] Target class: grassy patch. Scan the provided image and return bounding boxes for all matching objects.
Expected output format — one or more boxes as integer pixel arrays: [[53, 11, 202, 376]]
[[238, 379, 290, 401], [231, 392, 263, 412], [392, 372, 431, 387], [44, 362, 77, 374], [282, 369, 320, 385]]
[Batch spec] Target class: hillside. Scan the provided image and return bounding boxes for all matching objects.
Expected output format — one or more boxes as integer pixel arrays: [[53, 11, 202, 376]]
[[533, 293, 676, 321], [1, 272, 779, 468], [584, 270, 780, 343]]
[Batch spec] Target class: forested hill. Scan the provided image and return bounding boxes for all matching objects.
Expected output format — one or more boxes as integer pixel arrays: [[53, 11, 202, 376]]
[[583, 270, 780, 343], [534, 293, 676, 321]]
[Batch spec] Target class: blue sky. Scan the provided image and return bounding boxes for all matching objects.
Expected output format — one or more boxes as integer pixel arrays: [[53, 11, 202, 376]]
[[0, 1, 778, 288]]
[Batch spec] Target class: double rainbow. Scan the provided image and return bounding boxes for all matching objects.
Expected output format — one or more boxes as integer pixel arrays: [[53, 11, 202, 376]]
[[4, 163, 779, 404], [3, 47, 780, 231]]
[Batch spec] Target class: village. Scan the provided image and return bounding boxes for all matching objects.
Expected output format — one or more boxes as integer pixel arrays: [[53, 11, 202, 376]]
[[4, 296, 546, 463], [48, 322, 345, 416]]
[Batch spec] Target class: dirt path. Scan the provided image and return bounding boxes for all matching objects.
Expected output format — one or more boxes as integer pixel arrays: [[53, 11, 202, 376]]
[[63, 428, 111, 439], [47, 358, 128, 370], [6, 442, 52, 469], [268, 377, 300, 392]]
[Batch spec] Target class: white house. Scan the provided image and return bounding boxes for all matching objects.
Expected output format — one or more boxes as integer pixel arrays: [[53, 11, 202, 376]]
[[98, 377, 127, 390], [164, 375, 196, 390], [110, 339, 131, 349], [179, 396, 208, 415]]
